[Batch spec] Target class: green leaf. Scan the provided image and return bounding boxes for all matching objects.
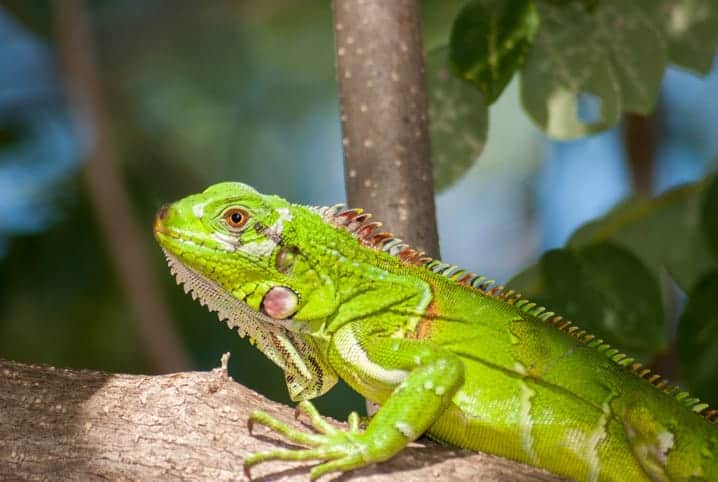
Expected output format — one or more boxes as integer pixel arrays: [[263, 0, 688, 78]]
[[520, 2, 619, 138], [702, 175, 718, 259], [539, 243, 666, 354], [570, 178, 717, 292], [426, 47, 488, 191], [597, 2, 667, 114], [508, 176, 718, 360], [641, 0, 718, 75], [678, 270, 718, 405], [520, 0, 666, 139], [449, 0, 539, 103]]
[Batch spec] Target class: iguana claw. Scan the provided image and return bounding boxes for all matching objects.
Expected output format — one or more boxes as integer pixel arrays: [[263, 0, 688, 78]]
[[243, 401, 367, 480]]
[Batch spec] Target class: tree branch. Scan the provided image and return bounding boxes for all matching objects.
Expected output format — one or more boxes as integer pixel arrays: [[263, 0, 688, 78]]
[[0, 358, 565, 481], [332, 0, 440, 259]]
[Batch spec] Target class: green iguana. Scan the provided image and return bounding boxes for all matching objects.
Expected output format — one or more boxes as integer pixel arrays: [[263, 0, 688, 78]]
[[153, 182, 718, 481]]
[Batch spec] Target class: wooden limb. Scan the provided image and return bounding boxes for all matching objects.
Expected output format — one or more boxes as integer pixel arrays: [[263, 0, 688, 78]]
[[332, 0, 440, 259], [0, 358, 565, 481]]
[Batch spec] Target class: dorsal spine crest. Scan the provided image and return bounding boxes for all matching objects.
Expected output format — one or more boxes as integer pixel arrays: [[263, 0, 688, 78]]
[[318, 203, 718, 423]]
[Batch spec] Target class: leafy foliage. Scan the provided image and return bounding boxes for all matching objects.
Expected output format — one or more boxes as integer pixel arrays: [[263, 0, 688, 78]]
[[509, 177, 718, 404], [678, 271, 718, 404], [569, 179, 717, 291], [641, 0, 718, 75], [431, 0, 718, 188], [453, 0, 717, 139], [538, 243, 665, 353], [449, 0, 539, 103], [426, 47, 488, 191], [521, 0, 665, 138]]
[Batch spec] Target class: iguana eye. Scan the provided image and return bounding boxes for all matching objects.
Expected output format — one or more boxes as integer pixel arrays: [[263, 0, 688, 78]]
[[224, 208, 249, 230]]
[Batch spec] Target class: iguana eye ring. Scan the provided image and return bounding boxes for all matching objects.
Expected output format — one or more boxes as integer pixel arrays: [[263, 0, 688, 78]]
[[224, 208, 249, 230]]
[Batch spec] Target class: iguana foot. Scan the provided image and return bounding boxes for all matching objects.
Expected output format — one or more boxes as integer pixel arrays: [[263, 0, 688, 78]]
[[244, 400, 370, 480]]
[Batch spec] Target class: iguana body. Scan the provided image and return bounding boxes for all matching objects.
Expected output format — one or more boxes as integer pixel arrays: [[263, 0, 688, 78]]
[[154, 182, 718, 481]]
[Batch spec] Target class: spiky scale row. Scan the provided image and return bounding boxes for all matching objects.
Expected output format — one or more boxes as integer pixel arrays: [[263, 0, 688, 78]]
[[321, 205, 718, 424]]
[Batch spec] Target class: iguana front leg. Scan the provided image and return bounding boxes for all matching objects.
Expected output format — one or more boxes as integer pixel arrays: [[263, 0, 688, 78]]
[[244, 322, 465, 479]]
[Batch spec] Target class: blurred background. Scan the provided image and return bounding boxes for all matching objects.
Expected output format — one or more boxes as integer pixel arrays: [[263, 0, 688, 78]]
[[0, 0, 716, 418]]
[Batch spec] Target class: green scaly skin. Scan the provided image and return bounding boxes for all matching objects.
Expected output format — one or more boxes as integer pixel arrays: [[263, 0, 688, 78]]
[[154, 182, 718, 481]]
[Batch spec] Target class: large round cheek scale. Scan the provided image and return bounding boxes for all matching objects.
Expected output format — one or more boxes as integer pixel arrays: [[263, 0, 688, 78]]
[[262, 286, 298, 319]]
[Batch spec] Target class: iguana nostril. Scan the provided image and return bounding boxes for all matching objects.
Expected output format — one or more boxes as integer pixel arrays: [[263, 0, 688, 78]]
[[157, 204, 170, 221]]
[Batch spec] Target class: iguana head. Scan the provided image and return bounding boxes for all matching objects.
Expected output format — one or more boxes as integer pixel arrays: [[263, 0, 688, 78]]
[[154, 182, 339, 400], [155, 182, 287, 302], [154, 181, 333, 324]]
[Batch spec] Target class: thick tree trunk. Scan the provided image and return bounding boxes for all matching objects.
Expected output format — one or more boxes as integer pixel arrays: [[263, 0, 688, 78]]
[[332, 0, 440, 259], [0, 358, 564, 481]]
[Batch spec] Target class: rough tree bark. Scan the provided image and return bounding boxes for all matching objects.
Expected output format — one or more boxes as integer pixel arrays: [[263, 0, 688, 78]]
[[0, 358, 565, 481], [332, 0, 440, 259]]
